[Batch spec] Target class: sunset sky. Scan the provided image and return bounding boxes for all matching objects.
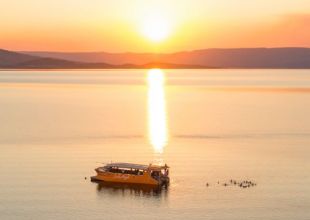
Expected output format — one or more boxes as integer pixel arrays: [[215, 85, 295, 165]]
[[1, 0, 310, 52]]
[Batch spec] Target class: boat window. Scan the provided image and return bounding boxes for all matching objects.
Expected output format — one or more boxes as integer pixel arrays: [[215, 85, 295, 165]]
[[107, 167, 144, 175]]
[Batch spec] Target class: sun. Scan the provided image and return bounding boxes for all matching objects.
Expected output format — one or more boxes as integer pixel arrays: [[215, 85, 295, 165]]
[[141, 14, 171, 42]]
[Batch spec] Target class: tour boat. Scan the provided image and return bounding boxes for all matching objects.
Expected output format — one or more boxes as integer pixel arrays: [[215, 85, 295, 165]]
[[91, 162, 170, 186]]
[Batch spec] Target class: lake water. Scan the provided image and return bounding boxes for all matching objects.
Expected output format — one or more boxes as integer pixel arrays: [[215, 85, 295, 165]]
[[0, 69, 309, 220]]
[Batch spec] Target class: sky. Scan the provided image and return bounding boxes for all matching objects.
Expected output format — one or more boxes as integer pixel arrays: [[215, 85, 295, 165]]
[[1, 0, 310, 52]]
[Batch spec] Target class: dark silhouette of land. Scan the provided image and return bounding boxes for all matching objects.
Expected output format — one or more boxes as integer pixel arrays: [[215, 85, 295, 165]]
[[1, 48, 310, 69], [0, 49, 205, 69]]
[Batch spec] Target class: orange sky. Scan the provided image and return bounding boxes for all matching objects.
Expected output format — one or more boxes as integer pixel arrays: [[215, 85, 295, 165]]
[[1, 0, 310, 52]]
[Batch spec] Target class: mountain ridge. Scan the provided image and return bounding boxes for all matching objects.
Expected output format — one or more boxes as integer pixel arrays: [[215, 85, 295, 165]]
[[21, 47, 310, 68], [0, 49, 205, 69], [1, 47, 310, 69]]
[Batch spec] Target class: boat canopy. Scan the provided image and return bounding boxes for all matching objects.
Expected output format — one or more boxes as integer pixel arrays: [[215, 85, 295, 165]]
[[104, 162, 169, 171], [104, 163, 149, 170]]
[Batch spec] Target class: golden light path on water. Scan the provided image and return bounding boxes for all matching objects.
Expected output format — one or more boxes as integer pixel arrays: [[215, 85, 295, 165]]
[[147, 69, 168, 158]]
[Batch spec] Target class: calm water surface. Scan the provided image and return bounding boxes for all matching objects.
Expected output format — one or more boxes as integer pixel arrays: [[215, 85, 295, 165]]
[[0, 69, 310, 220]]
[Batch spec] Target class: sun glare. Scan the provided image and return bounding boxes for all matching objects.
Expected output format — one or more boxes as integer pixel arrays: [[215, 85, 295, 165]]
[[141, 14, 171, 42]]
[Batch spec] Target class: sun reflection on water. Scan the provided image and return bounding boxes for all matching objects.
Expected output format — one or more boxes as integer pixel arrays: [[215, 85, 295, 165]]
[[147, 69, 168, 156]]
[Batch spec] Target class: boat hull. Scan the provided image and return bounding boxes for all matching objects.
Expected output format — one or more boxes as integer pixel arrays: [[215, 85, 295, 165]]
[[91, 171, 161, 186], [92, 172, 161, 185]]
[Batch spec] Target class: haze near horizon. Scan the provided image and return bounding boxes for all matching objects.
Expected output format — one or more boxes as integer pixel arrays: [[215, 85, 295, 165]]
[[1, 0, 310, 53]]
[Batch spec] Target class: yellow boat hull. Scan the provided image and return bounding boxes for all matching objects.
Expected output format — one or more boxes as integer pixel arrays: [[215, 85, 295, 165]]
[[91, 171, 160, 186]]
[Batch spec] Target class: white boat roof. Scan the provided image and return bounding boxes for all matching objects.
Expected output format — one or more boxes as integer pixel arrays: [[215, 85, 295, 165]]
[[104, 162, 168, 170], [104, 163, 149, 170]]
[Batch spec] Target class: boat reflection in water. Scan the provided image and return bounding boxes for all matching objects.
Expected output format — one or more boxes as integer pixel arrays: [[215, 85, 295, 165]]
[[94, 181, 169, 198], [147, 69, 168, 160]]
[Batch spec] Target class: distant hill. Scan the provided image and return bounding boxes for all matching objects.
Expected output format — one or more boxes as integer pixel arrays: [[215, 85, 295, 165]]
[[1, 47, 310, 69], [0, 49, 204, 69], [0, 49, 113, 68], [10, 57, 114, 69], [23, 48, 310, 68], [0, 49, 38, 66]]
